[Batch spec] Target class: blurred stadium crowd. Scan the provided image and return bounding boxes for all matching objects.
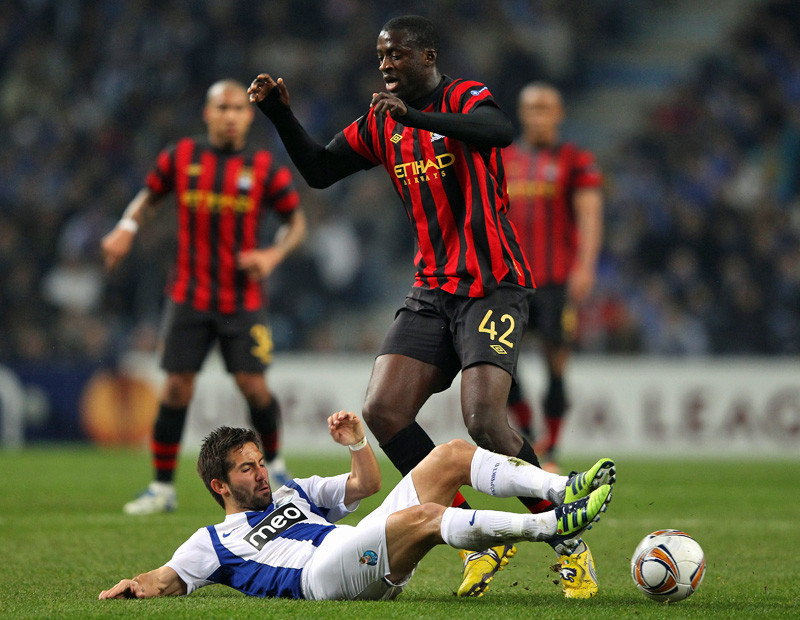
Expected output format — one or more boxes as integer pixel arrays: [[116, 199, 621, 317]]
[[596, 1, 800, 355], [1, 0, 799, 364]]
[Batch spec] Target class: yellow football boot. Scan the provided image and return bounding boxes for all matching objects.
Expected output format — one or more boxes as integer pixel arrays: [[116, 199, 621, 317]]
[[558, 539, 598, 599], [457, 544, 517, 597]]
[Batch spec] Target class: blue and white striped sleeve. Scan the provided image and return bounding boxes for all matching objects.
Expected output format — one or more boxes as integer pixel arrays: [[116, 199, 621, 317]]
[[165, 528, 219, 594], [293, 473, 360, 522]]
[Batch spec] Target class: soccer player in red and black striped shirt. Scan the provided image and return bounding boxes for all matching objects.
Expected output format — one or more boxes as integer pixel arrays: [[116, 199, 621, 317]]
[[248, 15, 601, 599], [101, 80, 307, 515], [504, 83, 604, 468]]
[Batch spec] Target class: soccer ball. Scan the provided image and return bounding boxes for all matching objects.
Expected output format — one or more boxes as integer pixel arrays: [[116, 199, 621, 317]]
[[631, 529, 706, 602]]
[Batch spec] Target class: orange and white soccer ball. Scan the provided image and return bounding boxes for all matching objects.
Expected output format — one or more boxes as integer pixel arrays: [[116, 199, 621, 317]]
[[631, 529, 706, 602]]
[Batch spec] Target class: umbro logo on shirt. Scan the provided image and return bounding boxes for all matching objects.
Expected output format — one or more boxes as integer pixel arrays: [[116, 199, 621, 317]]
[[243, 503, 307, 550], [393, 132, 444, 143]]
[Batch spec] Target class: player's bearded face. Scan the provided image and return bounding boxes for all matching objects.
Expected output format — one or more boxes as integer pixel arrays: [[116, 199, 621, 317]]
[[229, 479, 272, 511], [225, 443, 273, 511]]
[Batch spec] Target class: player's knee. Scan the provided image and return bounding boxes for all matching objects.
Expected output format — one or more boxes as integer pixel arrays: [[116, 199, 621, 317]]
[[234, 373, 270, 405], [429, 439, 472, 465], [162, 374, 195, 406], [362, 395, 410, 440], [405, 503, 447, 537], [388, 504, 445, 550], [361, 397, 384, 432], [463, 407, 507, 450], [427, 439, 473, 481]]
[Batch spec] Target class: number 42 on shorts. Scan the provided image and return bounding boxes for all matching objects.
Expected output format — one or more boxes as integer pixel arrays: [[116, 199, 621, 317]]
[[478, 310, 515, 354]]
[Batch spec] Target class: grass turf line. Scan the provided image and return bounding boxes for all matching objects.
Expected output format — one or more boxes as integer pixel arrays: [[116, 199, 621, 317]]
[[0, 447, 797, 619]]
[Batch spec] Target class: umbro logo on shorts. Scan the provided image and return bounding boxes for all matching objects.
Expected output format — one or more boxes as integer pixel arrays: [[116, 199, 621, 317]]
[[244, 503, 307, 550], [490, 344, 507, 354]]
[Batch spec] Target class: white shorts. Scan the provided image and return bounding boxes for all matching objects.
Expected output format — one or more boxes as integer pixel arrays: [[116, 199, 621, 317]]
[[301, 472, 420, 600]]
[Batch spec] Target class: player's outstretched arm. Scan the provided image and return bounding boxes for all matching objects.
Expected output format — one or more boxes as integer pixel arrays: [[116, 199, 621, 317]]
[[99, 566, 186, 599], [248, 74, 367, 189], [370, 92, 513, 149], [328, 411, 381, 504]]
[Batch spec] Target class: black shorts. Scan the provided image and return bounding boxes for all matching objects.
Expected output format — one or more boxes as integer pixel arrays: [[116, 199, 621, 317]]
[[527, 284, 577, 346], [378, 284, 535, 387], [159, 300, 274, 374]]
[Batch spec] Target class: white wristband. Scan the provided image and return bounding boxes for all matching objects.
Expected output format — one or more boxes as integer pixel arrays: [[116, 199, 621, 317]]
[[348, 436, 368, 451], [118, 218, 139, 234]]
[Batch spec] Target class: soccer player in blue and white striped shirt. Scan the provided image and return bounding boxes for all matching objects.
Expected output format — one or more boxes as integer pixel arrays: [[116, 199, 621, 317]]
[[99, 412, 613, 601]]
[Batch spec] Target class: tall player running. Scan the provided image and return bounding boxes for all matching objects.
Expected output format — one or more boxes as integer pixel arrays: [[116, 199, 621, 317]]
[[102, 79, 307, 515], [504, 82, 603, 596], [247, 15, 611, 598]]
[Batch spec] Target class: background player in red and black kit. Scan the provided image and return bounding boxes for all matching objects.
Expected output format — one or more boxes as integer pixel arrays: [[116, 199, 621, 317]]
[[101, 79, 307, 515], [247, 15, 608, 599], [503, 82, 604, 597], [504, 83, 604, 472]]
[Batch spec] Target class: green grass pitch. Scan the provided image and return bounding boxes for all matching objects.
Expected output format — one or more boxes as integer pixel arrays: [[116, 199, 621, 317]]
[[0, 446, 797, 619]]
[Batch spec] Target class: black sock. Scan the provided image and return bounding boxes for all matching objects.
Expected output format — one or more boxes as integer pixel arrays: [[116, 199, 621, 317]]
[[152, 404, 188, 483], [544, 376, 567, 417], [379, 422, 436, 476], [250, 398, 280, 461], [516, 437, 541, 468]]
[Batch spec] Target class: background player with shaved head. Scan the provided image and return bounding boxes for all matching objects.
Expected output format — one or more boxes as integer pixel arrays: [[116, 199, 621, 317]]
[[503, 81, 604, 597], [102, 79, 307, 515]]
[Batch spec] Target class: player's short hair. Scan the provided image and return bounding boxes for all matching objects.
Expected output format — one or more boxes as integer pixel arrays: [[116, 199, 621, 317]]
[[381, 15, 440, 53], [519, 81, 562, 105], [197, 426, 260, 508], [205, 79, 247, 104]]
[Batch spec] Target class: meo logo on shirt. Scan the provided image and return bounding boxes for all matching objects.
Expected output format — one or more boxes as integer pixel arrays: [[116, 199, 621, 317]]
[[244, 503, 307, 550]]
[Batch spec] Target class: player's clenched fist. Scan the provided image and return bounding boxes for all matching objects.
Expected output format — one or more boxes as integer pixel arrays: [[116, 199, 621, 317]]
[[248, 74, 290, 109], [327, 410, 365, 447], [370, 92, 408, 118]]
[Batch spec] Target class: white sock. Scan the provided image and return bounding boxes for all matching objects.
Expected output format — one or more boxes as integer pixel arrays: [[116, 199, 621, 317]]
[[149, 481, 174, 494], [469, 446, 567, 503], [440, 507, 557, 549], [266, 456, 288, 473]]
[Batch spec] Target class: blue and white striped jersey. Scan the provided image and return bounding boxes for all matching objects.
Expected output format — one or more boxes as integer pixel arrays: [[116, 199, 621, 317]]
[[165, 473, 358, 599]]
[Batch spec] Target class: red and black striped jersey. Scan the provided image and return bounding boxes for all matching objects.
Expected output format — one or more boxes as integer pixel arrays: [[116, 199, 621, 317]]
[[504, 141, 602, 286], [330, 76, 533, 297], [145, 137, 300, 313]]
